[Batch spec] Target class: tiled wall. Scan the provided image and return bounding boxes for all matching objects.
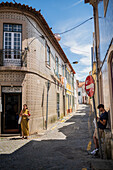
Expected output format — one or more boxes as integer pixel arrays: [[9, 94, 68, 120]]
[[0, 11, 66, 133]]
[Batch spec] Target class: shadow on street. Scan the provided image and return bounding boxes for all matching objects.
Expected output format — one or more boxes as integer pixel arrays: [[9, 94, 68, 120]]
[[0, 104, 94, 170]]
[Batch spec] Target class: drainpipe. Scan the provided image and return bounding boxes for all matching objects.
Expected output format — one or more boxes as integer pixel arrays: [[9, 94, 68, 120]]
[[46, 80, 50, 129]]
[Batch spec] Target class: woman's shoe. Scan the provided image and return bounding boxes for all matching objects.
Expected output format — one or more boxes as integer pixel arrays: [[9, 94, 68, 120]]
[[91, 148, 98, 155]]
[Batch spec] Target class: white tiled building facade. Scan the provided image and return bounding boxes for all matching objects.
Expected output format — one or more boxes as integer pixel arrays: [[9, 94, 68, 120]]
[[0, 2, 76, 135]]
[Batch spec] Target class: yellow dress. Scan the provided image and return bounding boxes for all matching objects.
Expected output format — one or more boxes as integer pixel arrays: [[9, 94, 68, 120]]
[[21, 109, 29, 136]]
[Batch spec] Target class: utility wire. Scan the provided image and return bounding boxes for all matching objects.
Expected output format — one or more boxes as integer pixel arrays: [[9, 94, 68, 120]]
[[61, 44, 89, 54], [12, 0, 57, 40], [11, 0, 76, 88], [12, 0, 78, 74], [12, 0, 93, 38], [11, 0, 89, 70], [56, 17, 93, 35], [12, 0, 45, 39]]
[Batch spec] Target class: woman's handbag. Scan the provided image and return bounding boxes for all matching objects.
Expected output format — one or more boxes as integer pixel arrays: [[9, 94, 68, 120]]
[[18, 116, 22, 124]]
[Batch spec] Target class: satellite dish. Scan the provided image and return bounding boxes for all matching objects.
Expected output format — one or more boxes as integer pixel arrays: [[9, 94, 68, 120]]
[[54, 34, 61, 41]]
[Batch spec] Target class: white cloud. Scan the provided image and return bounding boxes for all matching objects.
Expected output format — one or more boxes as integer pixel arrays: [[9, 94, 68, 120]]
[[70, 43, 91, 57], [78, 66, 91, 74], [76, 74, 87, 81], [59, 22, 92, 62], [61, 37, 92, 66], [79, 55, 91, 66], [65, 0, 83, 9], [71, 0, 83, 7], [54, 16, 93, 81], [54, 18, 82, 33], [75, 66, 91, 81]]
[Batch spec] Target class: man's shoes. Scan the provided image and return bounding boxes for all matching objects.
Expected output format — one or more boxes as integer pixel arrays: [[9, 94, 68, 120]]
[[90, 148, 99, 155]]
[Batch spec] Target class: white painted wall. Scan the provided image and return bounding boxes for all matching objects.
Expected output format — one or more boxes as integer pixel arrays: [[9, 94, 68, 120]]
[[74, 75, 78, 110]]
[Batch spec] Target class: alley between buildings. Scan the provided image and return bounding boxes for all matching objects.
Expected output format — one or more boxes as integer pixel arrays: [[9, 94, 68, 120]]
[[0, 104, 96, 170]]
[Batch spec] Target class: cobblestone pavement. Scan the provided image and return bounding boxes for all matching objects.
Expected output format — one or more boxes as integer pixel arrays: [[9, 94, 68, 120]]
[[0, 104, 94, 170]]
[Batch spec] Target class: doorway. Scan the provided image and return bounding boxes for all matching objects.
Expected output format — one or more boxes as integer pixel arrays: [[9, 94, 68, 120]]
[[2, 93, 22, 133], [63, 95, 65, 116]]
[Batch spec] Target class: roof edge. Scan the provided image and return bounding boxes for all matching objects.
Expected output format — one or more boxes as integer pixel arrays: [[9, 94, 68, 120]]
[[0, 2, 75, 74]]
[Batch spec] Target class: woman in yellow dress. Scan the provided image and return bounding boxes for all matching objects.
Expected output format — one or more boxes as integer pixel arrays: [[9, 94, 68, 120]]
[[20, 104, 30, 139]]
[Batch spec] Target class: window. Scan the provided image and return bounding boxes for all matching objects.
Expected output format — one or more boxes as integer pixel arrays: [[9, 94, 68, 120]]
[[3, 24, 22, 60], [55, 56, 59, 74], [62, 65, 65, 77], [78, 92, 81, 96], [67, 72, 70, 84], [46, 44, 50, 66], [68, 73, 70, 84], [103, 0, 109, 17], [72, 75, 74, 88], [65, 67, 67, 79]]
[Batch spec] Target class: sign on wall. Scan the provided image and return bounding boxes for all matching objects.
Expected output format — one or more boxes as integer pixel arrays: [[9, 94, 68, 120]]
[[2, 87, 22, 93]]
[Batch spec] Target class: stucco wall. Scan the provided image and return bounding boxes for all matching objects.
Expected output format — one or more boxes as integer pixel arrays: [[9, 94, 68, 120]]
[[98, 1, 111, 110]]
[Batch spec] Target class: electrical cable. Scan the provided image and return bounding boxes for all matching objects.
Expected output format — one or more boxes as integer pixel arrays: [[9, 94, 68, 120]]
[[9, 0, 77, 91], [56, 17, 93, 35], [12, 0, 45, 39], [12, 0, 80, 79], [12, 0, 93, 38], [61, 44, 89, 54]]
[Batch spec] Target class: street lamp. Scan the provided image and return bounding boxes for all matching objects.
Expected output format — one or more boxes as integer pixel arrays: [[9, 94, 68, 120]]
[[64, 61, 78, 65], [72, 61, 78, 64], [54, 34, 61, 41]]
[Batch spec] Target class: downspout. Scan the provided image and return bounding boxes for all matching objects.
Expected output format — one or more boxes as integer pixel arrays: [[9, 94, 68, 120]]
[[46, 80, 50, 129]]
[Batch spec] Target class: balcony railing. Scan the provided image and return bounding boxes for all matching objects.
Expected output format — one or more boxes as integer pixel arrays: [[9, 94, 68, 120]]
[[0, 49, 27, 67]]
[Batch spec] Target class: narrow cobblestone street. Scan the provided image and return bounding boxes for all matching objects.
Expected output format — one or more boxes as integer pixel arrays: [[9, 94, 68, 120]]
[[1, 1, 113, 169], [0, 104, 94, 170]]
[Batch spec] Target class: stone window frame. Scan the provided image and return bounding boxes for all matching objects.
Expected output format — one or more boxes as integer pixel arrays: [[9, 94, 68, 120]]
[[3, 23, 22, 60]]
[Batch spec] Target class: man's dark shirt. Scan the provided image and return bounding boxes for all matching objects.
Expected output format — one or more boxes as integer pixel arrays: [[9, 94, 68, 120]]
[[98, 111, 108, 129]]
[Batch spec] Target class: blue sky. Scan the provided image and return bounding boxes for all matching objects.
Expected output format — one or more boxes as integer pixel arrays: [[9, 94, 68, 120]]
[[1, 0, 94, 81]]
